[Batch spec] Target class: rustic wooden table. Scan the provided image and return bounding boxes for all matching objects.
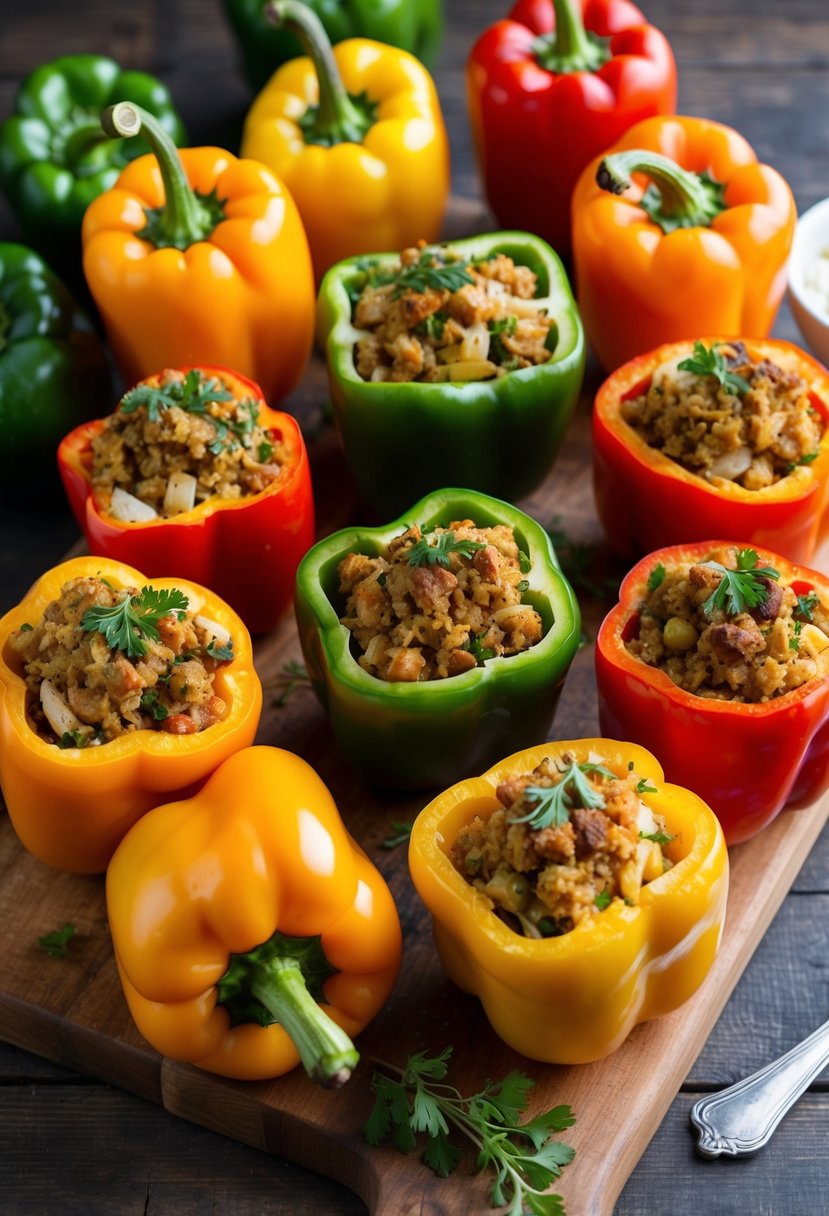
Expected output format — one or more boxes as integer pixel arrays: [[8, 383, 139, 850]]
[[1, 2, 828, 1214]]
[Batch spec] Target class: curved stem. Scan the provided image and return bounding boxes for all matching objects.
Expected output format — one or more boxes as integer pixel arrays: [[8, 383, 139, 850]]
[[596, 149, 727, 233], [533, 0, 610, 74]]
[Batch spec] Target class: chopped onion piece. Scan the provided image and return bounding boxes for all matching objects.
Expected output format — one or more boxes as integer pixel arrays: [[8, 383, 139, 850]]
[[706, 446, 753, 481], [446, 359, 499, 382], [40, 679, 82, 737], [164, 471, 197, 516], [109, 487, 158, 523], [461, 323, 490, 362], [194, 614, 231, 646]]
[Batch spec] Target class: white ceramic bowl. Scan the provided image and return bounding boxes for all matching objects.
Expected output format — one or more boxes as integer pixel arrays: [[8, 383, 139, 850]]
[[788, 196, 829, 366]]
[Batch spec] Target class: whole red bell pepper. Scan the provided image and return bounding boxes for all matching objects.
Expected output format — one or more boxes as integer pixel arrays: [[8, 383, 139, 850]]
[[58, 366, 315, 634], [596, 542, 829, 844], [466, 0, 676, 256]]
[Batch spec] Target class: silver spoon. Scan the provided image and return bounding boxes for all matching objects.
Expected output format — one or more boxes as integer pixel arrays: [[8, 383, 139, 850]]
[[690, 1018, 829, 1157]]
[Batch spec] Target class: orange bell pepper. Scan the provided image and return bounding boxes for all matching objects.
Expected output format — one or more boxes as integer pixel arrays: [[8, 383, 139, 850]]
[[0, 556, 262, 873], [107, 746, 402, 1084], [571, 115, 796, 370], [82, 102, 315, 403]]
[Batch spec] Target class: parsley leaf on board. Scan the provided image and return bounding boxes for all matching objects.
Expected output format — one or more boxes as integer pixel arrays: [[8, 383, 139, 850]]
[[382, 822, 414, 850], [407, 531, 487, 570], [81, 586, 189, 659], [700, 549, 780, 617], [676, 341, 751, 396], [38, 923, 77, 958], [509, 760, 616, 831]]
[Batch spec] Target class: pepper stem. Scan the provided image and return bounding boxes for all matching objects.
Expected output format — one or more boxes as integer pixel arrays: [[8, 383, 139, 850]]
[[596, 149, 727, 234], [533, 0, 611, 74], [100, 101, 218, 250], [266, 0, 375, 146]]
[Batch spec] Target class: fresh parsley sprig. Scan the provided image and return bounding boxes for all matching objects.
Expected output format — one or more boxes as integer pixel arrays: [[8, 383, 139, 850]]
[[510, 761, 616, 831], [676, 341, 751, 396], [464, 631, 497, 664], [699, 548, 780, 617], [38, 923, 77, 958], [81, 586, 189, 659], [365, 1047, 576, 1215], [382, 822, 414, 850], [407, 531, 487, 570], [119, 370, 259, 456], [392, 251, 474, 298]]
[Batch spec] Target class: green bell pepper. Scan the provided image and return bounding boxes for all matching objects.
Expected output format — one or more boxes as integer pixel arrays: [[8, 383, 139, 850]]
[[0, 242, 111, 493], [0, 54, 186, 274], [222, 0, 444, 92], [294, 487, 581, 791], [316, 232, 585, 519]]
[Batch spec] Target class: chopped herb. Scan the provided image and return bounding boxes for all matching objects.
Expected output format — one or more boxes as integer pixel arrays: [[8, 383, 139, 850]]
[[376, 572, 387, 587], [516, 579, 530, 594], [364, 1047, 575, 1212], [392, 251, 474, 298], [510, 760, 616, 831], [463, 632, 497, 665], [415, 311, 448, 341], [635, 778, 658, 795], [119, 369, 259, 456], [407, 531, 486, 570], [19, 622, 33, 632], [623, 897, 636, 907], [676, 341, 751, 396], [139, 689, 169, 721], [594, 889, 612, 911], [517, 549, 531, 574], [627, 761, 635, 771], [205, 637, 234, 662], [789, 621, 803, 652], [488, 314, 518, 364], [382, 822, 413, 849], [57, 730, 98, 749], [639, 829, 676, 846], [700, 549, 780, 617], [257, 440, 274, 463], [795, 591, 819, 621], [81, 585, 189, 659], [38, 923, 77, 958], [647, 564, 666, 592]]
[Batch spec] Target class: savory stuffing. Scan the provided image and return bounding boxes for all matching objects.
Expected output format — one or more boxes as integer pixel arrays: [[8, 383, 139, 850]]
[[337, 520, 543, 682], [352, 242, 557, 383], [91, 368, 289, 519], [451, 754, 672, 937], [626, 546, 829, 701], [9, 576, 234, 746], [621, 341, 824, 489]]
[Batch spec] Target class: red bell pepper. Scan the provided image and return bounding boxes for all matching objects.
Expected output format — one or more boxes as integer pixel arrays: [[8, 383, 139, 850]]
[[596, 542, 829, 844], [466, 0, 676, 256], [58, 366, 315, 634], [593, 338, 829, 564]]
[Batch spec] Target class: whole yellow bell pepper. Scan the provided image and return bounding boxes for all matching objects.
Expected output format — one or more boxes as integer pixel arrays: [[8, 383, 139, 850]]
[[409, 739, 728, 1064], [107, 746, 402, 1084], [241, 0, 449, 281]]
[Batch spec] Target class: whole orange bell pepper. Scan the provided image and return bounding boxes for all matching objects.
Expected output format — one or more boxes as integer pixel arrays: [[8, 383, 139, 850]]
[[0, 556, 262, 873], [82, 102, 315, 403], [571, 116, 796, 370], [107, 746, 402, 1085]]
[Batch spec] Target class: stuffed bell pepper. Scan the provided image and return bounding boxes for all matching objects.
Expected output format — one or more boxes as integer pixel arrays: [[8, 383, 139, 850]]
[[596, 542, 829, 844], [295, 488, 581, 790], [571, 115, 796, 370], [58, 366, 315, 634], [317, 234, 585, 516], [223, 0, 443, 92], [467, 0, 676, 256], [107, 746, 402, 1084], [240, 1, 449, 280], [0, 556, 262, 873], [82, 101, 314, 403], [409, 739, 727, 1063], [593, 338, 829, 563]]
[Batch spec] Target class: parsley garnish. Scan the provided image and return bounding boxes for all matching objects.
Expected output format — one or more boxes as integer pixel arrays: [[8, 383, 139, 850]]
[[647, 564, 666, 592], [38, 923, 77, 958], [510, 760, 616, 831], [463, 632, 497, 664], [796, 591, 819, 621], [382, 822, 413, 849], [517, 549, 531, 574], [364, 1047, 575, 1212], [81, 586, 189, 659], [635, 778, 658, 795], [119, 370, 259, 456], [19, 622, 33, 632], [407, 531, 486, 569], [639, 829, 676, 845], [257, 440, 273, 463], [488, 314, 518, 364], [594, 889, 612, 911], [699, 549, 780, 616], [57, 730, 98, 749], [140, 689, 169, 721], [789, 620, 803, 652], [676, 341, 751, 396], [393, 251, 474, 298], [516, 579, 529, 593], [415, 311, 448, 341], [205, 637, 234, 662]]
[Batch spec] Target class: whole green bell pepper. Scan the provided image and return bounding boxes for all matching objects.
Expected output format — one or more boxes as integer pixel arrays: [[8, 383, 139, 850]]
[[317, 232, 585, 518], [222, 0, 444, 92], [294, 487, 581, 790], [0, 54, 186, 275], [0, 243, 111, 494]]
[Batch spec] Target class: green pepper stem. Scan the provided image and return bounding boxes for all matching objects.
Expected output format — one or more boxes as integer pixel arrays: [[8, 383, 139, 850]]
[[533, 0, 611, 74], [249, 956, 358, 1088], [100, 101, 216, 249], [266, 0, 373, 145], [596, 149, 727, 232]]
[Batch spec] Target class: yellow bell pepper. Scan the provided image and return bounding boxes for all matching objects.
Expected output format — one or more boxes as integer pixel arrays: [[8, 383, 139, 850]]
[[107, 746, 402, 1084], [240, 1, 449, 281], [409, 739, 728, 1064]]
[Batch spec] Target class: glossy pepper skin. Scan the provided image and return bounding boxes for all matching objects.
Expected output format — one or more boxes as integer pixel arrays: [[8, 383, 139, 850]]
[[0, 54, 185, 278], [596, 543, 829, 844], [0, 556, 262, 874], [0, 242, 110, 494], [294, 488, 581, 791], [57, 366, 315, 635], [467, 0, 676, 258], [409, 738, 727, 1064], [593, 338, 829, 564], [240, 1, 449, 281], [223, 0, 443, 92], [82, 102, 314, 404], [571, 115, 797, 371], [317, 232, 584, 517], [107, 746, 402, 1083]]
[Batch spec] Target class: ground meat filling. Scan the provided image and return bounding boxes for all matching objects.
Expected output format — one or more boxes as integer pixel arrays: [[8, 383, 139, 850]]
[[91, 368, 289, 518], [337, 520, 543, 682], [352, 242, 557, 384], [9, 577, 234, 746], [621, 341, 824, 489], [451, 754, 672, 937], [626, 546, 829, 701]]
